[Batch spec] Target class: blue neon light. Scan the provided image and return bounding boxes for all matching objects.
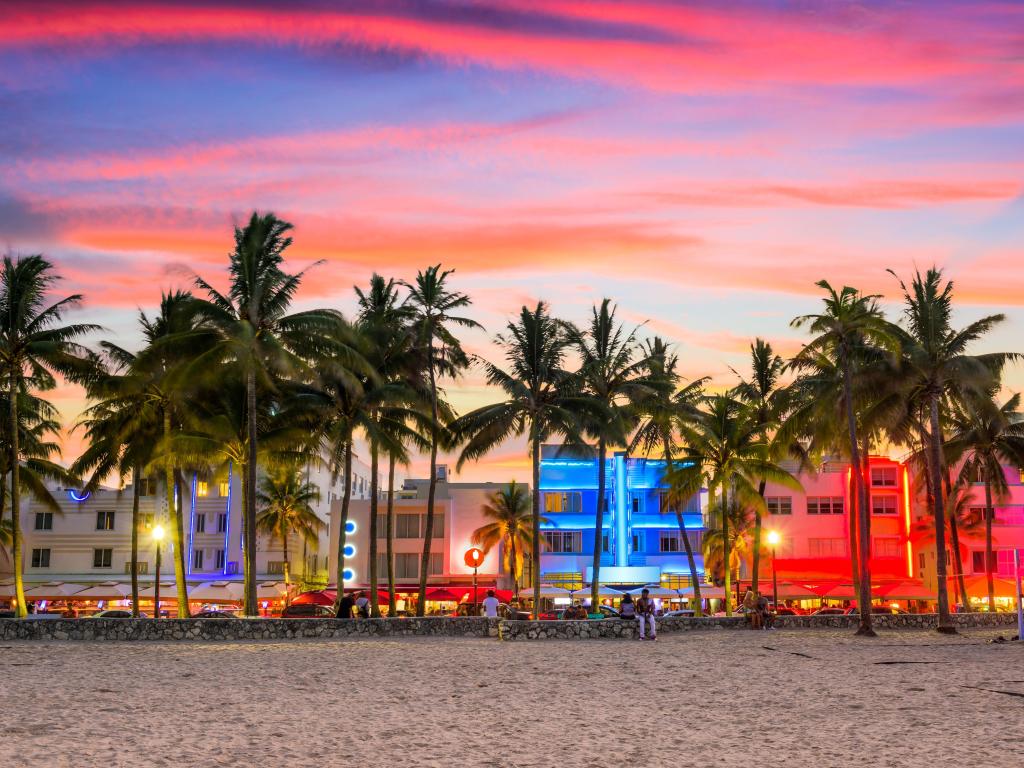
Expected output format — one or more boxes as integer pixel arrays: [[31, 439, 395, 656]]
[[614, 453, 628, 567], [343, 544, 356, 558], [343, 568, 354, 581], [222, 463, 232, 575], [345, 520, 357, 535], [67, 489, 91, 502], [187, 472, 197, 575]]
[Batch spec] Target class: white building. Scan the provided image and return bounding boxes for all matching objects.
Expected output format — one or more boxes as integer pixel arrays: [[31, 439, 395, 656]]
[[3, 454, 378, 591]]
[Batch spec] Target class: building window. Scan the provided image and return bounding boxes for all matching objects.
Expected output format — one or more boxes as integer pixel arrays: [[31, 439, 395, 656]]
[[430, 515, 444, 538], [124, 561, 149, 575], [632, 533, 642, 552], [766, 497, 792, 515], [93, 548, 113, 568], [661, 573, 692, 589], [193, 549, 205, 570], [429, 553, 443, 575], [31, 548, 50, 568], [196, 481, 209, 497], [807, 538, 846, 557], [395, 553, 419, 579], [972, 551, 997, 574], [138, 513, 154, 531], [219, 481, 230, 497], [658, 492, 676, 515], [195, 514, 206, 533], [807, 497, 844, 515], [871, 467, 898, 487], [632, 495, 642, 514], [871, 496, 898, 515], [138, 477, 156, 497], [997, 549, 1024, 577], [873, 537, 902, 559], [95, 510, 115, 530], [995, 508, 1024, 526], [544, 492, 582, 513], [396, 514, 419, 539], [660, 532, 682, 553], [601, 534, 610, 553], [215, 549, 226, 569], [267, 560, 285, 574], [34, 512, 53, 530], [217, 513, 228, 533], [542, 530, 583, 553], [918, 552, 925, 570]]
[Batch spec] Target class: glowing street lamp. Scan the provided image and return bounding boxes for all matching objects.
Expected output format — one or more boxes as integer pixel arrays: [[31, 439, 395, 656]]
[[766, 530, 781, 610], [152, 525, 165, 619], [464, 548, 485, 613]]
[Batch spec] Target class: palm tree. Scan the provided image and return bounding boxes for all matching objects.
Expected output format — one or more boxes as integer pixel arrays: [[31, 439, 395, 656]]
[[946, 393, 1024, 610], [256, 466, 324, 595], [568, 299, 652, 609], [0, 255, 97, 617], [702, 493, 756, 591], [667, 394, 798, 616], [889, 268, 1016, 632], [402, 265, 480, 616], [791, 281, 898, 636], [629, 337, 706, 614], [354, 275, 427, 617], [452, 302, 581, 619], [191, 212, 335, 616], [471, 481, 544, 598]]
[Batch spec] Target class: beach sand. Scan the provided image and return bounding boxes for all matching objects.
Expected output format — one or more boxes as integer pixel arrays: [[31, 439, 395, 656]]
[[2, 628, 1022, 767]]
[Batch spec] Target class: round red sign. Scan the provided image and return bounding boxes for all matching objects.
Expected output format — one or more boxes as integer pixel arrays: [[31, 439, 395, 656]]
[[464, 547, 485, 568]]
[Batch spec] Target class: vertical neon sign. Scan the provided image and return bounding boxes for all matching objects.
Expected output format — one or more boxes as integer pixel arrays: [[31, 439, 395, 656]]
[[614, 452, 628, 568]]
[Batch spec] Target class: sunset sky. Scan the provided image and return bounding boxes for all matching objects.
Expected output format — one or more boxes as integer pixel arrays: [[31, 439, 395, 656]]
[[3, 1, 1023, 482]]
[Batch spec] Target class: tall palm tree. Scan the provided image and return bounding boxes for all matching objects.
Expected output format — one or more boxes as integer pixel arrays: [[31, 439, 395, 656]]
[[702, 493, 756, 590], [629, 337, 706, 614], [0, 255, 97, 617], [791, 281, 898, 636], [569, 299, 652, 609], [354, 275, 427, 617], [452, 302, 581, 619], [889, 267, 1016, 632], [667, 394, 798, 616], [470, 481, 544, 599], [946, 393, 1024, 610], [402, 265, 480, 616], [732, 338, 806, 596], [191, 212, 335, 616], [256, 465, 324, 595]]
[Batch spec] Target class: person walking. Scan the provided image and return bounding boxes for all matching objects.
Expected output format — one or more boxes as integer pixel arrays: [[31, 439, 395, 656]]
[[481, 589, 500, 618], [354, 591, 370, 618], [636, 588, 657, 641]]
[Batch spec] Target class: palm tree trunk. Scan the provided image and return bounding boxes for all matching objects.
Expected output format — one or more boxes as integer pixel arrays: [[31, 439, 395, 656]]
[[840, 361, 873, 636], [751, 479, 766, 596], [927, 394, 955, 632], [859, 431, 873, 626], [721, 483, 732, 616], [368, 436, 381, 618], [984, 478, 996, 611], [942, 466, 970, 611], [282, 529, 291, 598], [164, 409, 189, 618], [531, 433, 542, 619], [386, 452, 396, 616], [244, 367, 258, 617], [332, 438, 354, 616], [9, 372, 27, 618], [417, 354, 439, 617], [508, 526, 519, 599], [590, 437, 606, 609], [130, 465, 141, 618], [664, 438, 701, 616]]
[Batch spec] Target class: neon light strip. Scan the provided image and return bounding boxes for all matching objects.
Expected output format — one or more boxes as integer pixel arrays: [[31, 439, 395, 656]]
[[615, 453, 628, 568], [903, 467, 913, 577]]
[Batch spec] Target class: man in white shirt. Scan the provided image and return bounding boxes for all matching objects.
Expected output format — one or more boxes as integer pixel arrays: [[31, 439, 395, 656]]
[[481, 590, 500, 618]]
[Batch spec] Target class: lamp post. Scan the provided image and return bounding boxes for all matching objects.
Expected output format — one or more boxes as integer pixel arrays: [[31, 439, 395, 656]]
[[766, 530, 780, 610], [152, 525, 165, 619], [464, 548, 484, 614]]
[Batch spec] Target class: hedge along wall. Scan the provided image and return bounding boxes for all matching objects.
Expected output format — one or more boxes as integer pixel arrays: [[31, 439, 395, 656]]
[[0, 612, 1016, 642]]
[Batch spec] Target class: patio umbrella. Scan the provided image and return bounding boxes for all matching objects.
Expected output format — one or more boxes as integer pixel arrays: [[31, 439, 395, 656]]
[[536, 585, 572, 598], [626, 585, 678, 599], [72, 582, 133, 600], [775, 582, 823, 600], [820, 583, 857, 600], [290, 589, 335, 606], [679, 585, 726, 599], [593, 585, 624, 598], [875, 580, 935, 600], [0, 581, 18, 598], [189, 581, 244, 603], [255, 582, 288, 601], [137, 583, 178, 599], [23, 582, 88, 599], [425, 588, 462, 602]]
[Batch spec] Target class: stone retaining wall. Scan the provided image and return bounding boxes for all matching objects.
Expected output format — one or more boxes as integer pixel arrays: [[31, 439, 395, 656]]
[[0, 612, 1015, 642], [0, 616, 498, 642]]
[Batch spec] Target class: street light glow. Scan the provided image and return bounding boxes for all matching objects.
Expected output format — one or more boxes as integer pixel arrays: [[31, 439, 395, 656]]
[[766, 530, 780, 546], [152, 524, 165, 542]]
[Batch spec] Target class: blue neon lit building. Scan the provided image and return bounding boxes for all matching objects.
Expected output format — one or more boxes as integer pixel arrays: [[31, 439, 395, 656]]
[[538, 444, 707, 587]]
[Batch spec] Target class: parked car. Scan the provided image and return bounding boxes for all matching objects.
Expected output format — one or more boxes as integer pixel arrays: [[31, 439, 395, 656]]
[[499, 604, 531, 620], [773, 607, 798, 616], [663, 609, 696, 618], [90, 609, 149, 619], [192, 610, 238, 619], [811, 607, 846, 616], [555, 604, 621, 620], [846, 606, 908, 615], [280, 603, 336, 619]]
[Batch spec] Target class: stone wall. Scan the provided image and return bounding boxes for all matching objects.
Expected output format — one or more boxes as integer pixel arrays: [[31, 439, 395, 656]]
[[0, 612, 1016, 642], [0, 616, 498, 642]]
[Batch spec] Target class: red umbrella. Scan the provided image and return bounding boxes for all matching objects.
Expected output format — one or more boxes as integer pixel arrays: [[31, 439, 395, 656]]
[[425, 588, 462, 602], [290, 590, 336, 606]]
